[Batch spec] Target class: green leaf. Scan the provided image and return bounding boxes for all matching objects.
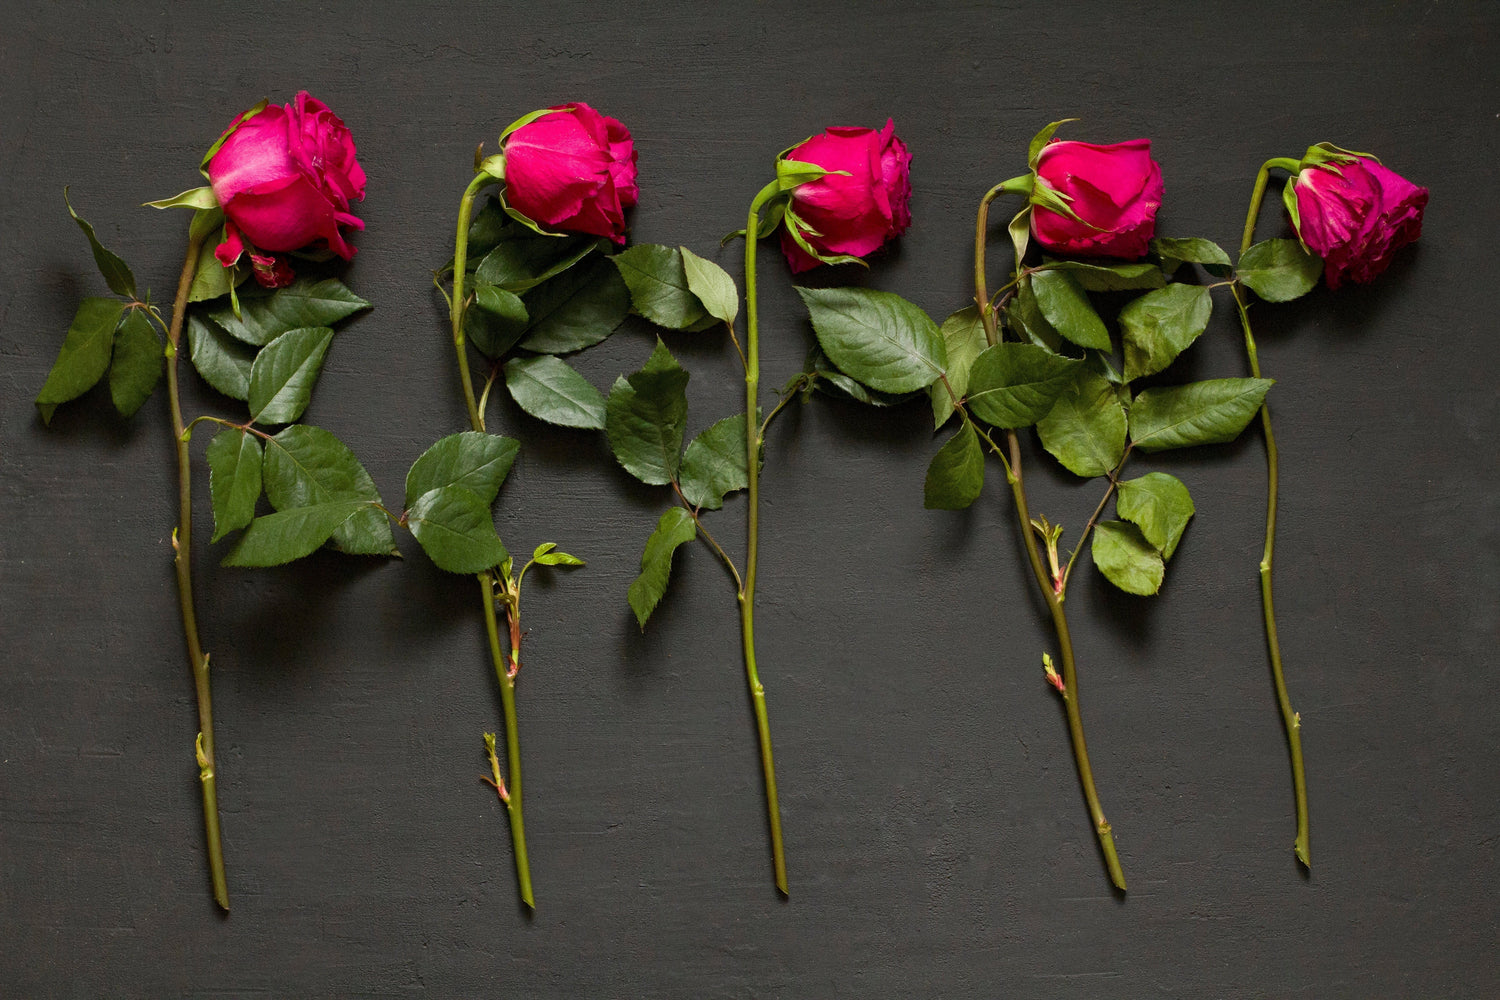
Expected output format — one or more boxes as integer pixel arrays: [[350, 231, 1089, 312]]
[[186, 314, 256, 400], [108, 307, 161, 417], [1115, 472, 1194, 560], [627, 507, 696, 629], [1237, 239, 1323, 302], [206, 428, 264, 543], [464, 197, 513, 261], [221, 501, 368, 568], [1038, 260, 1167, 292], [1119, 283, 1213, 382], [262, 425, 395, 556], [1007, 276, 1066, 353], [406, 486, 509, 574], [404, 431, 519, 509], [503, 355, 606, 429], [144, 186, 219, 211], [465, 281, 529, 358], [964, 342, 1083, 429], [923, 421, 985, 510], [1091, 521, 1164, 596], [929, 306, 987, 429], [1035, 369, 1128, 478], [1129, 378, 1273, 452], [679, 414, 749, 511], [36, 297, 126, 423], [605, 340, 690, 485], [207, 278, 369, 347], [1007, 206, 1032, 272], [515, 255, 631, 354], [247, 327, 333, 424], [807, 348, 915, 407], [1152, 237, 1232, 278], [474, 225, 604, 293], [1029, 270, 1110, 350], [797, 286, 945, 394], [65, 189, 135, 298], [613, 244, 712, 331], [186, 237, 243, 304], [681, 246, 739, 326]]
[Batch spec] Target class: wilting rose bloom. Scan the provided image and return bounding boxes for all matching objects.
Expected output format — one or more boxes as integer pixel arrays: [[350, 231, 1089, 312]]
[[780, 120, 912, 273], [501, 103, 638, 243], [1292, 155, 1428, 289], [1030, 138, 1163, 259], [207, 92, 366, 285]]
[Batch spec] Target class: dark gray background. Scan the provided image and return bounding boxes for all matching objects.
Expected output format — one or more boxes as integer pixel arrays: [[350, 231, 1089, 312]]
[[2, 2, 1496, 996]]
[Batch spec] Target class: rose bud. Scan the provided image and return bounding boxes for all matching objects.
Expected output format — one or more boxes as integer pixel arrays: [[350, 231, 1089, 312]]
[[779, 120, 912, 273], [500, 102, 639, 244], [1030, 138, 1163, 259], [207, 92, 366, 286], [1289, 147, 1428, 289]]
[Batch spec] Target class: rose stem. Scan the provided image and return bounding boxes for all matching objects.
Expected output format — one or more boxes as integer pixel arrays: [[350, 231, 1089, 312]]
[[453, 171, 535, 907], [1234, 156, 1310, 868], [164, 225, 229, 911], [741, 179, 789, 895], [975, 181, 1126, 891]]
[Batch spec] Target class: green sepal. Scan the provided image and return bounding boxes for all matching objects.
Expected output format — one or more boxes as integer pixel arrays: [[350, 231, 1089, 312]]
[[64, 189, 136, 298], [200, 99, 268, 176], [498, 107, 556, 142], [144, 186, 219, 211], [1282, 179, 1306, 250], [776, 158, 846, 191], [626, 507, 696, 629], [1028, 119, 1078, 168]]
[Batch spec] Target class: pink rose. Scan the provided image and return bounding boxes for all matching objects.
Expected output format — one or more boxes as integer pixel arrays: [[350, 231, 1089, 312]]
[[501, 103, 638, 244], [207, 92, 366, 285], [779, 120, 912, 274], [1030, 138, 1163, 259], [1292, 154, 1427, 289]]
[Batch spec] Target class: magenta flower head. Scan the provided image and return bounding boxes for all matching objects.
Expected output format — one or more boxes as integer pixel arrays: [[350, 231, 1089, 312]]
[[1029, 136, 1163, 259], [778, 120, 912, 273], [1287, 144, 1428, 289], [498, 102, 639, 244], [207, 92, 366, 286]]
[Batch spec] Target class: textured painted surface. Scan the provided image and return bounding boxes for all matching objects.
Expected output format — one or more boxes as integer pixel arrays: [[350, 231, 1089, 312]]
[[1, 2, 1496, 996]]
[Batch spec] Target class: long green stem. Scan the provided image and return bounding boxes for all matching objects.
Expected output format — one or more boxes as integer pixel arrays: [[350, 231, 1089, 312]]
[[976, 184, 1125, 891], [1233, 161, 1310, 866], [742, 179, 788, 895], [164, 226, 228, 910], [451, 170, 536, 904]]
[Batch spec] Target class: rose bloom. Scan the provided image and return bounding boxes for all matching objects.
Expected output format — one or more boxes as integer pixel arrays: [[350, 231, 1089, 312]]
[[1030, 138, 1163, 259], [207, 92, 366, 286], [780, 120, 912, 273], [502, 103, 638, 243], [1293, 155, 1427, 289]]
